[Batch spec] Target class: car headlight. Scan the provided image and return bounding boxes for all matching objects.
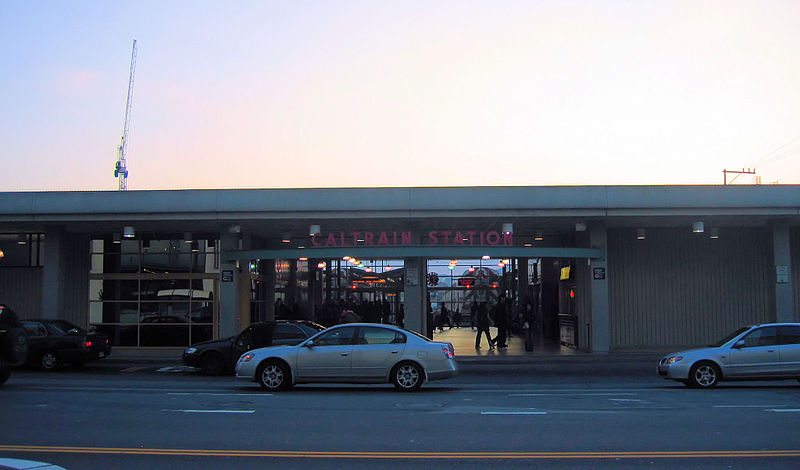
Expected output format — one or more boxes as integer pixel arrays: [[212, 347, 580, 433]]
[[665, 355, 683, 364], [239, 353, 255, 363], [185, 347, 197, 355]]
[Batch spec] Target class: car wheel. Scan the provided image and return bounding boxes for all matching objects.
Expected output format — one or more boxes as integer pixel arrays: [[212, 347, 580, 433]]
[[688, 362, 720, 388], [40, 351, 59, 371], [392, 361, 423, 392], [200, 352, 225, 375], [256, 360, 290, 391], [0, 358, 10, 386]]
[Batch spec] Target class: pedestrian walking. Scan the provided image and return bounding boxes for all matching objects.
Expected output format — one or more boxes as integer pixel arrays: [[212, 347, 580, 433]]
[[474, 302, 493, 349]]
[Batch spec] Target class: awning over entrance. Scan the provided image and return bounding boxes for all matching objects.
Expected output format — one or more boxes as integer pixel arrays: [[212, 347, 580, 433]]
[[223, 246, 604, 261]]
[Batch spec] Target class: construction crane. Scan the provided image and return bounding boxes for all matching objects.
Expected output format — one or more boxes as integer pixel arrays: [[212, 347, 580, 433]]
[[114, 39, 137, 191]]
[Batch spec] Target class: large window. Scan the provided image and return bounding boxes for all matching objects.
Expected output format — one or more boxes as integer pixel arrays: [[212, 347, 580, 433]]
[[89, 237, 220, 347]]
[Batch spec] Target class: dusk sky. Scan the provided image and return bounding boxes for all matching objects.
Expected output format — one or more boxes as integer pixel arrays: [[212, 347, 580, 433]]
[[2, 1, 799, 191]]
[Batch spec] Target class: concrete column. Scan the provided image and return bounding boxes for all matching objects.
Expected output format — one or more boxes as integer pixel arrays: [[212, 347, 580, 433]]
[[41, 228, 66, 320], [41, 228, 90, 324], [589, 222, 610, 353], [773, 223, 794, 322], [263, 259, 276, 322], [219, 231, 250, 338], [403, 257, 428, 337]]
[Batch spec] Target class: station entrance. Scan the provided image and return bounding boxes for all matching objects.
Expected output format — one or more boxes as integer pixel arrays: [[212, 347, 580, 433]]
[[250, 255, 582, 355]]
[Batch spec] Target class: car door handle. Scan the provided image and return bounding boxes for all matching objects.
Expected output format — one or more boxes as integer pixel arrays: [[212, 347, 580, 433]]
[[767, 349, 775, 353], [391, 351, 399, 354], [341, 353, 350, 356]]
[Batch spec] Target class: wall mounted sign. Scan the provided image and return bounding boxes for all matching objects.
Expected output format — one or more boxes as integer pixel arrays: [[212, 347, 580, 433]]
[[593, 268, 606, 280], [776, 265, 789, 284], [311, 231, 513, 247], [221, 270, 234, 282]]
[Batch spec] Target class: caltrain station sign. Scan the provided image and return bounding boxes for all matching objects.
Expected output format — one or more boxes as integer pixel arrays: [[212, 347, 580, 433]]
[[311, 231, 513, 247]]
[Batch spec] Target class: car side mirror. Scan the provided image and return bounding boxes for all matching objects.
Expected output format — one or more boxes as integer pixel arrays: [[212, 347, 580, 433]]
[[304, 340, 315, 348], [732, 340, 746, 349], [67, 328, 79, 335]]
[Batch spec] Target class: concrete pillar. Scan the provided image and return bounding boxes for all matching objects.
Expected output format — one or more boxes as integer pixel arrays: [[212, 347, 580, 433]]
[[403, 257, 428, 337], [263, 259, 276, 322], [219, 231, 250, 338], [41, 228, 90, 324], [589, 222, 610, 353], [773, 223, 794, 322], [41, 228, 66, 320]]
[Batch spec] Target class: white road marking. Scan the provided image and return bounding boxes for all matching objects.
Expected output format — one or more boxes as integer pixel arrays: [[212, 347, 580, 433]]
[[167, 392, 272, 397], [608, 398, 646, 402], [510, 392, 639, 397], [162, 409, 256, 414], [481, 411, 547, 415], [714, 405, 787, 408], [766, 409, 800, 412]]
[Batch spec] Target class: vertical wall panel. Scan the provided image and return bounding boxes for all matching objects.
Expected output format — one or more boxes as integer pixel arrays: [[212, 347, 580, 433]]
[[792, 228, 800, 322], [0, 267, 43, 318], [63, 235, 90, 327], [608, 227, 774, 349]]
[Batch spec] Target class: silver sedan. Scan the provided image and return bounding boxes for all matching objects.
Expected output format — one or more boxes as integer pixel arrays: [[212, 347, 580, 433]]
[[235, 323, 458, 392], [658, 322, 800, 388]]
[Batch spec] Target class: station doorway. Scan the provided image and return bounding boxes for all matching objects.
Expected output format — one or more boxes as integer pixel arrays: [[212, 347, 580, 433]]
[[248, 256, 580, 355], [427, 258, 577, 355]]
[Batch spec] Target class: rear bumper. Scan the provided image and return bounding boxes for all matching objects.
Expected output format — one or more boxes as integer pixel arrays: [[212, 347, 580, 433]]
[[427, 359, 459, 381]]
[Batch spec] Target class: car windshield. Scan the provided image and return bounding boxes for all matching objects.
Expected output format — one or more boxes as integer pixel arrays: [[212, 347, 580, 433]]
[[710, 326, 750, 347]]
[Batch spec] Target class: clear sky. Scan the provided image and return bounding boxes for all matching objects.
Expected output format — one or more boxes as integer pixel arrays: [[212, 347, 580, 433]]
[[2, 0, 799, 191]]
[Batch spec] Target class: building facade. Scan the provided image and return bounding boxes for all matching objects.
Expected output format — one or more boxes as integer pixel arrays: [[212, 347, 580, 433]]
[[0, 185, 798, 352]]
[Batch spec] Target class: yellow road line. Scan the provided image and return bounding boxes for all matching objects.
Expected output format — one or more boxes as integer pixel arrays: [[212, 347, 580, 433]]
[[1, 445, 800, 459]]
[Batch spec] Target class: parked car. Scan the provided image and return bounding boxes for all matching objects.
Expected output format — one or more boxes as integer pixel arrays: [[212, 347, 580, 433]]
[[235, 323, 458, 392], [0, 304, 28, 386], [658, 322, 800, 388], [21, 319, 111, 370], [183, 320, 325, 375]]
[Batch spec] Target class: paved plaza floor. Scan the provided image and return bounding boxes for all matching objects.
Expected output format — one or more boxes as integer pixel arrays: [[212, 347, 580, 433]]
[[431, 325, 578, 357]]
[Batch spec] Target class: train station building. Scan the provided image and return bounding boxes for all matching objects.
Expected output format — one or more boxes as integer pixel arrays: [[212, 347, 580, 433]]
[[0, 185, 798, 353]]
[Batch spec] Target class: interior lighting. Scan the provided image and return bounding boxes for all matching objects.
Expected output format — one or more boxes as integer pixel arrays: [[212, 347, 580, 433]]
[[190, 241, 199, 252], [524, 243, 532, 247], [636, 228, 646, 240], [0, 249, 4, 258], [534, 231, 544, 241], [385, 266, 393, 271], [184, 232, 192, 243], [112, 233, 121, 244], [281, 234, 291, 243], [501, 223, 513, 235], [342, 256, 351, 261], [497, 262, 506, 268], [123, 226, 135, 238], [692, 221, 705, 233], [309, 224, 321, 236], [468, 266, 476, 272], [299, 257, 308, 261], [502, 259, 510, 264], [17, 234, 27, 245], [482, 255, 490, 260], [365, 267, 373, 273], [317, 261, 327, 269], [709, 228, 720, 239]]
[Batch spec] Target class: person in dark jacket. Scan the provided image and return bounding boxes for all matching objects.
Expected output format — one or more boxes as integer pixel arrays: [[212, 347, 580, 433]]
[[492, 295, 509, 349], [474, 302, 493, 349]]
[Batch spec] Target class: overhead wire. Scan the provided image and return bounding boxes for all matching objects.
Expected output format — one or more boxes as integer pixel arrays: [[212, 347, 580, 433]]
[[747, 134, 800, 169]]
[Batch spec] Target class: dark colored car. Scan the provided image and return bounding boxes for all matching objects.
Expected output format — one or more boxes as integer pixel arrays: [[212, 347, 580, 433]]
[[21, 319, 111, 370], [0, 305, 29, 386], [183, 320, 325, 375]]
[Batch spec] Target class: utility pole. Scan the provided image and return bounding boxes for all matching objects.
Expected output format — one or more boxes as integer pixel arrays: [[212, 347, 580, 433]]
[[114, 40, 137, 191], [722, 168, 756, 185]]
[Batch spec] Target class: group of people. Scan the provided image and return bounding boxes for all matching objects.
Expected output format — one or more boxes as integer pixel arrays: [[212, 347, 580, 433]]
[[473, 295, 510, 350]]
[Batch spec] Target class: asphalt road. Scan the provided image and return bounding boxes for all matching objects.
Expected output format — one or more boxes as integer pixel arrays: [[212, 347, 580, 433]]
[[2, 361, 800, 469]]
